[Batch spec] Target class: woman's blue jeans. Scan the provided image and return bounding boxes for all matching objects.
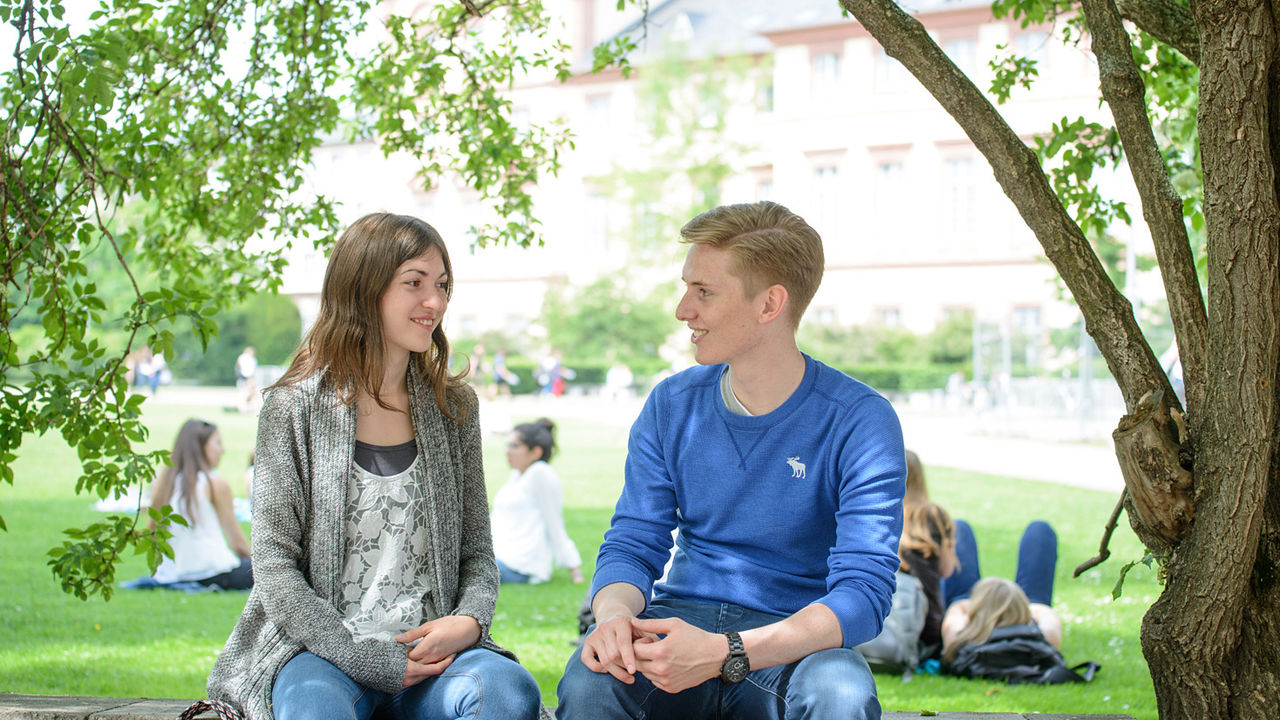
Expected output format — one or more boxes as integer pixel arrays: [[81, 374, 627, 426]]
[[272, 648, 541, 720], [555, 597, 880, 720], [942, 519, 1057, 607]]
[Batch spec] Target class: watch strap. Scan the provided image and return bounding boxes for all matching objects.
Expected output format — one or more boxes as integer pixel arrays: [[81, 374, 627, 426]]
[[720, 631, 750, 683], [726, 631, 745, 656]]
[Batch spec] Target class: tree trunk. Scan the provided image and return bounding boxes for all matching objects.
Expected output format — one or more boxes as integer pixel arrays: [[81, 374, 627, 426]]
[[1140, 2, 1280, 717], [838, 0, 1280, 716]]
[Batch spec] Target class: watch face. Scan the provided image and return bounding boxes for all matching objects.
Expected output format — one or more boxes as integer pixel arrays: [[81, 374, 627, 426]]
[[722, 655, 750, 683]]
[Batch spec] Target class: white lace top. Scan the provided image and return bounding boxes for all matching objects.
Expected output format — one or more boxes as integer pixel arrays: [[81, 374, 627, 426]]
[[339, 455, 434, 642]]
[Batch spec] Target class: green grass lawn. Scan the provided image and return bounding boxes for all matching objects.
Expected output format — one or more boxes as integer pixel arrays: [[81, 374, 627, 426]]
[[0, 393, 1158, 718]]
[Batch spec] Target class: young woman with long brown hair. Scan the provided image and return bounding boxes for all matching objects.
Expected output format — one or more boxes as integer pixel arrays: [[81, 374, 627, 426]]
[[206, 213, 542, 720]]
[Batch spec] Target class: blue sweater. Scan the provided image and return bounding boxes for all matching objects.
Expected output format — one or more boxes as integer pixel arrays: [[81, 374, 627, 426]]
[[592, 355, 906, 648]]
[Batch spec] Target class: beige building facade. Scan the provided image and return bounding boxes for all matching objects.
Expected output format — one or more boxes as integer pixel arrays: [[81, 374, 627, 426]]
[[283, 0, 1156, 375]]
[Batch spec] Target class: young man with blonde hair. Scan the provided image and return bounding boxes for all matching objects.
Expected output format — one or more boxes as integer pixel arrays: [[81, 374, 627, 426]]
[[556, 201, 905, 719]]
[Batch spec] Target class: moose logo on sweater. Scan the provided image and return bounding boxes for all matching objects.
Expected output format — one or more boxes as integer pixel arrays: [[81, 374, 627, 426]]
[[786, 456, 807, 478]]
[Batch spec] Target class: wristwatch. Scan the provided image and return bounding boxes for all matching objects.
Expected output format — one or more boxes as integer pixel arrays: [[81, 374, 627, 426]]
[[720, 631, 750, 684]]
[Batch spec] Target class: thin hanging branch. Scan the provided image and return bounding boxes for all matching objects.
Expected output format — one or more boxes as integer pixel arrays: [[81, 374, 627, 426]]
[[1075, 489, 1128, 576]]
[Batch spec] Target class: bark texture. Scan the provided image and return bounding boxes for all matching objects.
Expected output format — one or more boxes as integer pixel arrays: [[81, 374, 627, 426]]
[[1141, 1, 1280, 717], [1116, 0, 1201, 63], [1113, 390, 1194, 547]]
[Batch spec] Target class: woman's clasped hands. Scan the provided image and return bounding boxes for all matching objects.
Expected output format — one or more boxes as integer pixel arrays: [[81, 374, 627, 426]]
[[396, 615, 482, 687]]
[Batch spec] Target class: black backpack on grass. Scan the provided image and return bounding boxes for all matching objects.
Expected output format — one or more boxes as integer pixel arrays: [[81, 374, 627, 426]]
[[945, 623, 1100, 684]]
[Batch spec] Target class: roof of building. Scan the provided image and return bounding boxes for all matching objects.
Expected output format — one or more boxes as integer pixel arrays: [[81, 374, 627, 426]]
[[592, 0, 992, 66]]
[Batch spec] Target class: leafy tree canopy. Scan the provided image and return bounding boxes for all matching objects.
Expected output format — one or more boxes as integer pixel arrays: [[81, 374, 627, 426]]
[[541, 276, 677, 378], [0, 0, 631, 599]]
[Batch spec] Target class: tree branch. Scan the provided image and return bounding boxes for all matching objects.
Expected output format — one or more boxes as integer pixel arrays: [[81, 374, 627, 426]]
[[838, 0, 1176, 414], [1081, 0, 1209, 418], [1075, 489, 1127, 576], [1115, 0, 1201, 65]]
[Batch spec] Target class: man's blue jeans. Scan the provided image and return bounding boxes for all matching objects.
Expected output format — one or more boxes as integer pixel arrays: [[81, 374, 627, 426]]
[[555, 597, 880, 720], [272, 648, 541, 720]]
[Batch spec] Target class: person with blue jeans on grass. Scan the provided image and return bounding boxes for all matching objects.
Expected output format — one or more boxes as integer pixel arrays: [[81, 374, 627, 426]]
[[941, 519, 1058, 610], [555, 201, 906, 720], [941, 520, 1063, 654]]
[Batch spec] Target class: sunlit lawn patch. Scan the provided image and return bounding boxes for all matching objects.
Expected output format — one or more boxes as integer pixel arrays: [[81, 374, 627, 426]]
[[1, 399, 1156, 718]]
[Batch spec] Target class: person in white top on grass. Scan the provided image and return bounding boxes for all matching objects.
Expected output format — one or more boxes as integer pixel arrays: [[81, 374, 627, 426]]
[[491, 417, 584, 584], [150, 418, 252, 589]]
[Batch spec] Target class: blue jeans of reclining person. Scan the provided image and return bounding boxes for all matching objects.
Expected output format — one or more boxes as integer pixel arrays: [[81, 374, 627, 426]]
[[272, 648, 541, 720], [941, 519, 1057, 607], [555, 597, 881, 720], [496, 559, 534, 585]]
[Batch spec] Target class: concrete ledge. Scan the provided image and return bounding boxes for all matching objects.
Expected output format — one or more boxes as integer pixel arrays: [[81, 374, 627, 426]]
[[0, 694, 1137, 719], [0, 695, 214, 719]]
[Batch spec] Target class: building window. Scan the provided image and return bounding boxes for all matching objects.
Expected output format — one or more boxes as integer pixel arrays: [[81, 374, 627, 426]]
[[585, 93, 611, 132], [503, 313, 527, 336], [812, 165, 841, 240], [942, 157, 977, 236], [751, 165, 774, 203], [873, 161, 907, 243], [584, 193, 610, 251], [812, 52, 841, 92], [757, 80, 774, 113], [461, 199, 482, 245], [874, 306, 902, 327], [875, 47, 908, 91], [510, 107, 531, 133], [634, 202, 662, 249], [943, 38, 977, 77], [1014, 31, 1049, 72], [1012, 305, 1042, 335], [455, 313, 480, 337], [1012, 305, 1043, 371]]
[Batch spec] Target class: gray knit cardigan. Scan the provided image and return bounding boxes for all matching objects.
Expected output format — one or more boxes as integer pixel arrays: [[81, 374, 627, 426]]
[[207, 366, 544, 719]]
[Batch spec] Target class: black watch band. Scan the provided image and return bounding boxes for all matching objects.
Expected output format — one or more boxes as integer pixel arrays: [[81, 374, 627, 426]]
[[720, 631, 750, 684]]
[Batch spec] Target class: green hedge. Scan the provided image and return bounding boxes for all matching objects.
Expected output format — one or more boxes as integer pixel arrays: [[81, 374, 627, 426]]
[[837, 363, 957, 393], [480, 357, 954, 395]]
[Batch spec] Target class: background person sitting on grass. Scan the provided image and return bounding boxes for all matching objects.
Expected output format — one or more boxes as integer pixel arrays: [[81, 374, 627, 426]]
[[149, 418, 252, 590], [941, 520, 1062, 652], [897, 501, 958, 656], [491, 417, 585, 585]]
